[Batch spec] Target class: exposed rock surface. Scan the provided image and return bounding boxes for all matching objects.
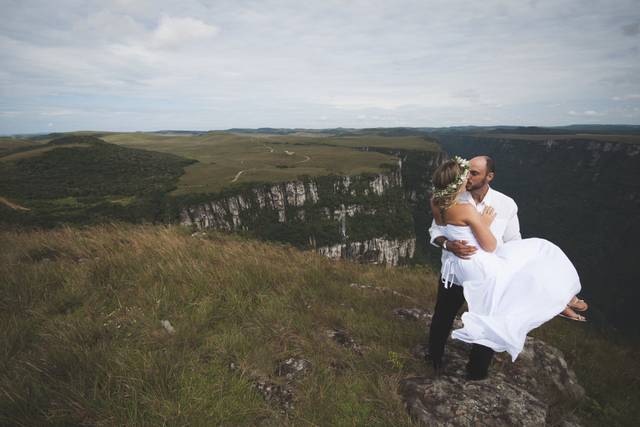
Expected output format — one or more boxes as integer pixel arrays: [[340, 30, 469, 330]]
[[397, 308, 584, 426], [179, 167, 417, 265], [229, 357, 311, 413], [275, 357, 312, 381], [253, 380, 295, 412], [326, 328, 364, 355], [180, 171, 401, 230], [318, 237, 416, 266]]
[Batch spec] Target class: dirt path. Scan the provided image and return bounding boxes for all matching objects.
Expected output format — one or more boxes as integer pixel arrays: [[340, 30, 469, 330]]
[[0, 196, 30, 211], [231, 170, 246, 183], [296, 155, 311, 164]]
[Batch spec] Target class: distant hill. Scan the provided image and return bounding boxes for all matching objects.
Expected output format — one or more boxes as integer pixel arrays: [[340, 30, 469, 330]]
[[46, 135, 106, 145], [0, 135, 195, 226]]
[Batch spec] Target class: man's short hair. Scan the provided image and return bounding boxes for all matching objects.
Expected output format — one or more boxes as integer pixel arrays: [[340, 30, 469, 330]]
[[484, 156, 495, 174]]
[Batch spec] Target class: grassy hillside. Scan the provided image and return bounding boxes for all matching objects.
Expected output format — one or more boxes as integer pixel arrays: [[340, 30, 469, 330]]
[[1, 225, 638, 425], [101, 132, 438, 195], [0, 136, 195, 227], [0, 136, 45, 157]]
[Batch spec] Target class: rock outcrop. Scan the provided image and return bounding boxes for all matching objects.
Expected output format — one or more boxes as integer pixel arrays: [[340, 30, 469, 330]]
[[318, 237, 416, 265], [396, 307, 584, 426]]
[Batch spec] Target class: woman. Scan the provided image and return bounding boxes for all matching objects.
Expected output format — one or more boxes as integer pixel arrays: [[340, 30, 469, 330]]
[[430, 156, 586, 361]]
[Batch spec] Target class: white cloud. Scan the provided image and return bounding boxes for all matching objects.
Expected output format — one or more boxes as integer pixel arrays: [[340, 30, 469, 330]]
[[0, 0, 639, 133], [152, 15, 219, 49], [569, 110, 604, 117], [612, 94, 640, 101]]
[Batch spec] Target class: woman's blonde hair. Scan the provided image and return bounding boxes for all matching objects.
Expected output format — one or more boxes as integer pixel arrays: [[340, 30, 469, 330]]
[[431, 156, 470, 212]]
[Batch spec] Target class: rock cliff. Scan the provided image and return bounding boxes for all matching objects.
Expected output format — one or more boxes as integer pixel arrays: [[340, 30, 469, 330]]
[[396, 307, 584, 426], [179, 165, 417, 265], [362, 147, 448, 262]]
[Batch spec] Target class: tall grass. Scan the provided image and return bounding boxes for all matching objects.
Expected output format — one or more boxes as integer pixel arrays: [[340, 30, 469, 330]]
[[0, 224, 637, 425], [0, 224, 435, 425]]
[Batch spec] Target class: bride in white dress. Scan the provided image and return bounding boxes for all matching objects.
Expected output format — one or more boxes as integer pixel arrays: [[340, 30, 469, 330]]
[[431, 157, 585, 361]]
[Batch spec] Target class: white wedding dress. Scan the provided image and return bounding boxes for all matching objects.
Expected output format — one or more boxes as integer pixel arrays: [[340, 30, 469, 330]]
[[441, 224, 581, 361]]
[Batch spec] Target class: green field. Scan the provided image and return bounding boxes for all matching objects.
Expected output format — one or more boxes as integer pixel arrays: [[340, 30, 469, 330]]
[[100, 132, 439, 194], [0, 131, 440, 226]]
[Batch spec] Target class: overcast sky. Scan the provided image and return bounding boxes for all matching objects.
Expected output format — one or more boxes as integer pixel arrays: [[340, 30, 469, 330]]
[[1, 0, 639, 133]]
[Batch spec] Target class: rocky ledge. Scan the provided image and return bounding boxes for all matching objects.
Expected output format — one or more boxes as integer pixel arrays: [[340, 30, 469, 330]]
[[397, 308, 584, 426]]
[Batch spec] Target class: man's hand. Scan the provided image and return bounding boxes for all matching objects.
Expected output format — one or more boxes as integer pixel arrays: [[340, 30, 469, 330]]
[[446, 240, 477, 260]]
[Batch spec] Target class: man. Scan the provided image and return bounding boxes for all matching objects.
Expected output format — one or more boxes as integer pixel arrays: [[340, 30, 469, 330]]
[[427, 155, 521, 380]]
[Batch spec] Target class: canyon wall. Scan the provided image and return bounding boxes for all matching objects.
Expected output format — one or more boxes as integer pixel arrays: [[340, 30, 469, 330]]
[[179, 163, 418, 265]]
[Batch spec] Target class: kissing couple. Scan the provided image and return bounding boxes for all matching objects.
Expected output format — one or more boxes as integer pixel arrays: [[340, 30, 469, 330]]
[[427, 155, 587, 380]]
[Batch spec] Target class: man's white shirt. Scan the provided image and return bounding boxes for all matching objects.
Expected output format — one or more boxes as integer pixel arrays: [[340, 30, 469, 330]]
[[429, 187, 521, 285]]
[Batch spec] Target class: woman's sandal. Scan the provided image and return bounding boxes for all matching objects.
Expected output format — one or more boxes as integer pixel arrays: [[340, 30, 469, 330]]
[[559, 306, 587, 322], [568, 296, 588, 312]]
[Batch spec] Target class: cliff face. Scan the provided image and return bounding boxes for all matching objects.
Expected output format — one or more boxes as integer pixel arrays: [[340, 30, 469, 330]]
[[434, 133, 640, 336], [363, 148, 448, 262], [179, 164, 417, 265]]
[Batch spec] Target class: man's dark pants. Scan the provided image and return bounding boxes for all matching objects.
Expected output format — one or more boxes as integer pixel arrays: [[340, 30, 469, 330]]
[[428, 277, 494, 379]]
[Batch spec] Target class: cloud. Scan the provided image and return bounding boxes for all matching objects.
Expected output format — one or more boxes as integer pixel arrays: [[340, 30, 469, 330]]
[[622, 22, 640, 36], [0, 0, 639, 133], [568, 110, 603, 117], [612, 94, 640, 101], [152, 15, 219, 49]]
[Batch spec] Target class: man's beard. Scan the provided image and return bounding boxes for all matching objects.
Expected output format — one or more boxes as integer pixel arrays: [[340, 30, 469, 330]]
[[466, 179, 487, 192]]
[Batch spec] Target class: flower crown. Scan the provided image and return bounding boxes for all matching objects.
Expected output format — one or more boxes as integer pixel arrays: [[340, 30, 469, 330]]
[[431, 156, 470, 199]]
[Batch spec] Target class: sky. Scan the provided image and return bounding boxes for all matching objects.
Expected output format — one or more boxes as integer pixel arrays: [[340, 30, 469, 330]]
[[1, 0, 639, 134]]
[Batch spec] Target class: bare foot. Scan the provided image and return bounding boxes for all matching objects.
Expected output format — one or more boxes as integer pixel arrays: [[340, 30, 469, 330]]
[[568, 296, 588, 312], [559, 306, 587, 322]]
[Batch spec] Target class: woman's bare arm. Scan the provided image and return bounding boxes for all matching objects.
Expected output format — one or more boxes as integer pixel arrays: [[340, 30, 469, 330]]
[[459, 204, 497, 252]]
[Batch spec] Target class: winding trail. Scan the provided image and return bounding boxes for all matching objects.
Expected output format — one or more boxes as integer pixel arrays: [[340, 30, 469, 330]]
[[231, 170, 246, 183], [296, 155, 311, 164], [0, 196, 30, 211]]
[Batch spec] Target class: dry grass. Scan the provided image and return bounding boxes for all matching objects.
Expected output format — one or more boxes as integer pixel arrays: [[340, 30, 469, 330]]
[[0, 224, 436, 426], [1, 224, 637, 426]]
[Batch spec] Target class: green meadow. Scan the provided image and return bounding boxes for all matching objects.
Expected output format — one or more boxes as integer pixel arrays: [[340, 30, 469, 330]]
[[101, 132, 439, 195], [0, 131, 439, 225]]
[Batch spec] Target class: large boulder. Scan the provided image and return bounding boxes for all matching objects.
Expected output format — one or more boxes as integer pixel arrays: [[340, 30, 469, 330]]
[[397, 308, 584, 426]]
